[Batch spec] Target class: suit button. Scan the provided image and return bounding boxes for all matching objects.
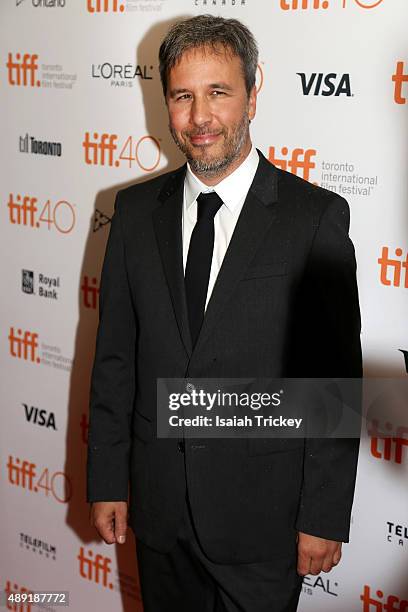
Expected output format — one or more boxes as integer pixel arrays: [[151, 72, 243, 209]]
[[177, 441, 185, 453]]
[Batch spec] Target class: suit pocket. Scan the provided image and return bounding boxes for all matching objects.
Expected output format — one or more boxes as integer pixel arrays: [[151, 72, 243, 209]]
[[241, 261, 287, 280], [247, 437, 304, 456], [132, 409, 154, 444]]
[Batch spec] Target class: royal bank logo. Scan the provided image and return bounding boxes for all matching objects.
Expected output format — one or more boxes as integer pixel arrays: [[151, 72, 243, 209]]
[[21, 270, 61, 300], [91, 62, 153, 88], [22, 270, 34, 294], [297, 72, 352, 96], [386, 521, 408, 548], [19, 532, 57, 560]]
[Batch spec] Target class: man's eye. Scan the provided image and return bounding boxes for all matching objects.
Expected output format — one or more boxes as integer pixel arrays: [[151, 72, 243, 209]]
[[176, 94, 191, 101], [211, 90, 225, 96]]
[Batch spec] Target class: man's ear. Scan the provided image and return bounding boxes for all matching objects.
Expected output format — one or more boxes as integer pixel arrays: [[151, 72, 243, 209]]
[[248, 85, 257, 122]]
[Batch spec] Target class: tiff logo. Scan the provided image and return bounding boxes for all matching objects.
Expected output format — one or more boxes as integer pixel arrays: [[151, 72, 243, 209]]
[[297, 73, 352, 96], [360, 585, 408, 611], [81, 276, 99, 309], [78, 547, 113, 589], [5, 579, 33, 612], [83, 132, 117, 166], [281, 0, 384, 9], [8, 328, 40, 363], [87, 0, 125, 12], [392, 61, 408, 105], [368, 420, 408, 464], [268, 146, 316, 182], [378, 247, 408, 288], [7, 456, 36, 490], [7, 53, 40, 87], [8, 194, 38, 227]]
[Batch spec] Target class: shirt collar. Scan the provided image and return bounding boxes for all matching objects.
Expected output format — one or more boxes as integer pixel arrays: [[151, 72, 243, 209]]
[[184, 145, 259, 213]]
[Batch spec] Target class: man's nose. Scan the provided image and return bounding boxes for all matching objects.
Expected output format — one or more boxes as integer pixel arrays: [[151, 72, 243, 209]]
[[190, 96, 212, 127]]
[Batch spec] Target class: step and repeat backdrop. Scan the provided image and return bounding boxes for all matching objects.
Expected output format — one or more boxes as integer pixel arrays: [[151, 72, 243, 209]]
[[1, 1, 407, 611]]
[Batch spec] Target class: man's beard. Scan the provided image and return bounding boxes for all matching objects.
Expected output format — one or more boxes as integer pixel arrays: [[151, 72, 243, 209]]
[[169, 112, 250, 180]]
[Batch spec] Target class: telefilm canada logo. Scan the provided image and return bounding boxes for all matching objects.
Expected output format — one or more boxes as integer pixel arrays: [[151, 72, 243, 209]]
[[19, 133, 62, 157], [87, 0, 168, 13], [22, 269, 61, 300], [91, 61, 153, 88], [19, 532, 57, 560], [297, 73, 353, 97], [7, 52, 76, 90], [386, 521, 408, 548], [193, 0, 247, 7]]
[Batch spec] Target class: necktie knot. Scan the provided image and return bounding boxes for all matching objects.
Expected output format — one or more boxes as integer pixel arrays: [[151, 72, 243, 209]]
[[196, 191, 223, 221]]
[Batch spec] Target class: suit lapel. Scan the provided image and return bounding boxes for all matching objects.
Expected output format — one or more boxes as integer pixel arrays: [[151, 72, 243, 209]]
[[193, 152, 279, 355], [152, 165, 193, 357]]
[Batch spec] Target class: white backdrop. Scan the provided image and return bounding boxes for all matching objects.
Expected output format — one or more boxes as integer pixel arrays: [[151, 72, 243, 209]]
[[1, 1, 407, 610]]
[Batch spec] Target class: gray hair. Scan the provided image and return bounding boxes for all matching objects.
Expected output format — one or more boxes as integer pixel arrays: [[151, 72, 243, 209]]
[[159, 14, 258, 98]]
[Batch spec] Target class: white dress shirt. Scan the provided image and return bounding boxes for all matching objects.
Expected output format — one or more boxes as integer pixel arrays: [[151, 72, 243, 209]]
[[182, 146, 259, 310]]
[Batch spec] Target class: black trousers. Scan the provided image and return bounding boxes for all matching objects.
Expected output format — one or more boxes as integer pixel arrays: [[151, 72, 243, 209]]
[[136, 495, 303, 612]]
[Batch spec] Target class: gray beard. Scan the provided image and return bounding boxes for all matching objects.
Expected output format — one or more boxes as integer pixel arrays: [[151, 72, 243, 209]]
[[170, 114, 250, 180]]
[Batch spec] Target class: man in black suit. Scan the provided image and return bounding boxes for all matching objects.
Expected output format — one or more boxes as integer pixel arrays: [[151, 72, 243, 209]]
[[87, 15, 362, 612]]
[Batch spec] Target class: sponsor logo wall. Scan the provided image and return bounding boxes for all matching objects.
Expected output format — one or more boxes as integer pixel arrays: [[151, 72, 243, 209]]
[[0, 1, 407, 610]]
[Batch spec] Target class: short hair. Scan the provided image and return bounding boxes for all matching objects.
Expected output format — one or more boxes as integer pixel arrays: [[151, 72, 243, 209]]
[[159, 14, 258, 98]]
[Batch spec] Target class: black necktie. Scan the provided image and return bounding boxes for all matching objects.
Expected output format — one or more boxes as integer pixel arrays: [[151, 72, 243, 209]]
[[185, 192, 223, 347]]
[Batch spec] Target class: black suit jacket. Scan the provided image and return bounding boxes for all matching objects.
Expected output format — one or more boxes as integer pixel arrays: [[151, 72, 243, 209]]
[[87, 150, 362, 564]]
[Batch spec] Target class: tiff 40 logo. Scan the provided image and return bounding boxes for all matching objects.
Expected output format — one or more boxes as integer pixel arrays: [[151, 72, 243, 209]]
[[361, 585, 408, 611], [6, 455, 72, 503], [83, 132, 161, 171], [280, 0, 384, 9], [7, 193, 76, 234]]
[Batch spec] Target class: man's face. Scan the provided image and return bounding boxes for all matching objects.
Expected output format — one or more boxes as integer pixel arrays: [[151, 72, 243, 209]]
[[166, 45, 256, 181]]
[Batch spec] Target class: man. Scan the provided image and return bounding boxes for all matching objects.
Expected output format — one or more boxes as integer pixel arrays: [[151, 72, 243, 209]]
[[87, 15, 362, 612]]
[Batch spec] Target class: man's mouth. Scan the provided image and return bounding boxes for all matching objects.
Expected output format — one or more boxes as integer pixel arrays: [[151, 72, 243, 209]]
[[188, 132, 222, 146]]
